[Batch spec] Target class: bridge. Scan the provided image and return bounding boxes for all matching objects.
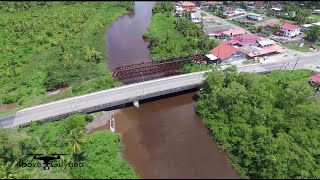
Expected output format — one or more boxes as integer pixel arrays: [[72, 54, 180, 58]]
[[11, 70, 209, 128], [112, 55, 205, 80], [3, 54, 317, 128]]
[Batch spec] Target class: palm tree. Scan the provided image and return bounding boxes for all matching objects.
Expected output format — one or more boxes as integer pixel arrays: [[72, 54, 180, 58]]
[[66, 129, 85, 155], [0, 160, 35, 179]]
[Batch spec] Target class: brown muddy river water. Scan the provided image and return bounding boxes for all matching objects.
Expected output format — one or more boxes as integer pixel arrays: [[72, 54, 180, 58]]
[[103, 1, 240, 179]]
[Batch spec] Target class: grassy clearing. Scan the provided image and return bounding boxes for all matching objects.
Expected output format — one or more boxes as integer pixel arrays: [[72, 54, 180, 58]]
[[283, 44, 311, 52], [309, 14, 320, 21]]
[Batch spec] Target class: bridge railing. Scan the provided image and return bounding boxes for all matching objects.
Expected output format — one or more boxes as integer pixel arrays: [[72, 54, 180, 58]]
[[13, 70, 211, 127]]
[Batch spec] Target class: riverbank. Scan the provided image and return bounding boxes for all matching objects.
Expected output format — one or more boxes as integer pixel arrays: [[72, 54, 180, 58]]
[[143, 2, 218, 60], [85, 110, 119, 134], [196, 67, 320, 178], [0, 2, 132, 117], [0, 114, 138, 179]]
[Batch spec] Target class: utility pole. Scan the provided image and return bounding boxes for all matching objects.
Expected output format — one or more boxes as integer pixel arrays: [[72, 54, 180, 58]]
[[140, 72, 145, 96], [292, 57, 300, 72]]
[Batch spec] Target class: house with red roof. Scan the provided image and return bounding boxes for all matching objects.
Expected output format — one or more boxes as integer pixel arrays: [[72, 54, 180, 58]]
[[222, 34, 260, 47], [310, 74, 320, 85], [222, 29, 247, 38], [255, 1, 265, 9], [181, 2, 196, 12], [279, 23, 301, 38], [209, 44, 247, 64]]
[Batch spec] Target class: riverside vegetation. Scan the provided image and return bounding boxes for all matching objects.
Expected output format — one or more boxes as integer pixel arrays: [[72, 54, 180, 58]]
[[0, 114, 138, 179], [0, 1, 133, 115], [197, 66, 320, 178], [0, 2, 138, 179], [143, 2, 218, 60]]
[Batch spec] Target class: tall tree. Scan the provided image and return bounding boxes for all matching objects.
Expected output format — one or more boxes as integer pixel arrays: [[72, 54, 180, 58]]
[[66, 129, 85, 155]]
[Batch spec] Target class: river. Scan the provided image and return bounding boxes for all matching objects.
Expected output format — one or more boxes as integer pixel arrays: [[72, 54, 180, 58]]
[[103, 1, 240, 178]]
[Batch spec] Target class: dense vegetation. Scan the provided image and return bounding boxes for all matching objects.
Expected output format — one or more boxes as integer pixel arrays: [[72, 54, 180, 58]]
[[0, 114, 137, 179], [196, 66, 320, 178], [144, 2, 218, 60], [305, 25, 320, 42], [0, 2, 133, 113]]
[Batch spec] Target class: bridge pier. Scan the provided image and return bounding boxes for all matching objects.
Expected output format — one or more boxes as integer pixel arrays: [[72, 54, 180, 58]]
[[133, 100, 139, 108]]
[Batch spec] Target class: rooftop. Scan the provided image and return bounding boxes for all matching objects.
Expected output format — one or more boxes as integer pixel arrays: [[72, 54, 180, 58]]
[[310, 74, 320, 83], [203, 25, 234, 35], [182, 2, 195, 7], [202, 15, 214, 20], [258, 38, 276, 46], [205, 54, 218, 61], [235, 34, 260, 40], [210, 44, 241, 60], [222, 29, 246, 36], [191, 11, 202, 18], [248, 13, 262, 17], [282, 23, 300, 30], [271, 7, 282, 11], [248, 45, 282, 57], [312, 22, 320, 26]]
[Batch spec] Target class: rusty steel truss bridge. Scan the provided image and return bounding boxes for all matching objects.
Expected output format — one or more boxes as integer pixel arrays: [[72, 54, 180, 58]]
[[112, 55, 206, 80]]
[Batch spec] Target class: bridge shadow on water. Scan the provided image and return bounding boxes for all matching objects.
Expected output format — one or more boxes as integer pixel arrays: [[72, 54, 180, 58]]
[[88, 88, 200, 114]]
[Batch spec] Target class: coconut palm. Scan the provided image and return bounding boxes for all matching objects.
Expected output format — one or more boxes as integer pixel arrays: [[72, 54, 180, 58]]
[[66, 129, 85, 155]]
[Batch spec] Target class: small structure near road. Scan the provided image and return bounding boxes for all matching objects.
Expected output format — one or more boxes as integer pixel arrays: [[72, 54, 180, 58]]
[[246, 13, 264, 21], [191, 11, 202, 24], [310, 74, 320, 85]]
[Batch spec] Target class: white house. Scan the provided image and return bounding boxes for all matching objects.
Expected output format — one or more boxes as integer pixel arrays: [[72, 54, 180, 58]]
[[301, 24, 313, 32], [175, 6, 184, 17], [313, 9, 320, 14], [191, 11, 202, 24], [246, 13, 263, 21], [280, 23, 300, 38]]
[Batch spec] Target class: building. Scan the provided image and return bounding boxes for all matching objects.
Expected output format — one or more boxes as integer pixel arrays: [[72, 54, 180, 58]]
[[191, 11, 202, 24], [181, 2, 196, 12], [301, 24, 313, 32], [258, 38, 276, 47], [202, 15, 214, 23], [175, 6, 184, 17], [310, 74, 320, 85], [313, 10, 320, 14], [246, 13, 264, 21], [279, 23, 300, 38], [312, 22, 320, 26], [210, 44, 247, 64], [222, 29, 247, 38], [221, 34, 260, 47], [271, 7, 282, 16], [203, 25, 234, 37], [247, 44, 284, 58], [255, 1, 265, 9]]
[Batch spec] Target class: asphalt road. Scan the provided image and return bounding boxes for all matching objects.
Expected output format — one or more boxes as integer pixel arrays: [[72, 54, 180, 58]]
[[0, 115, 15, 129], [1, 51, 319, 129]]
